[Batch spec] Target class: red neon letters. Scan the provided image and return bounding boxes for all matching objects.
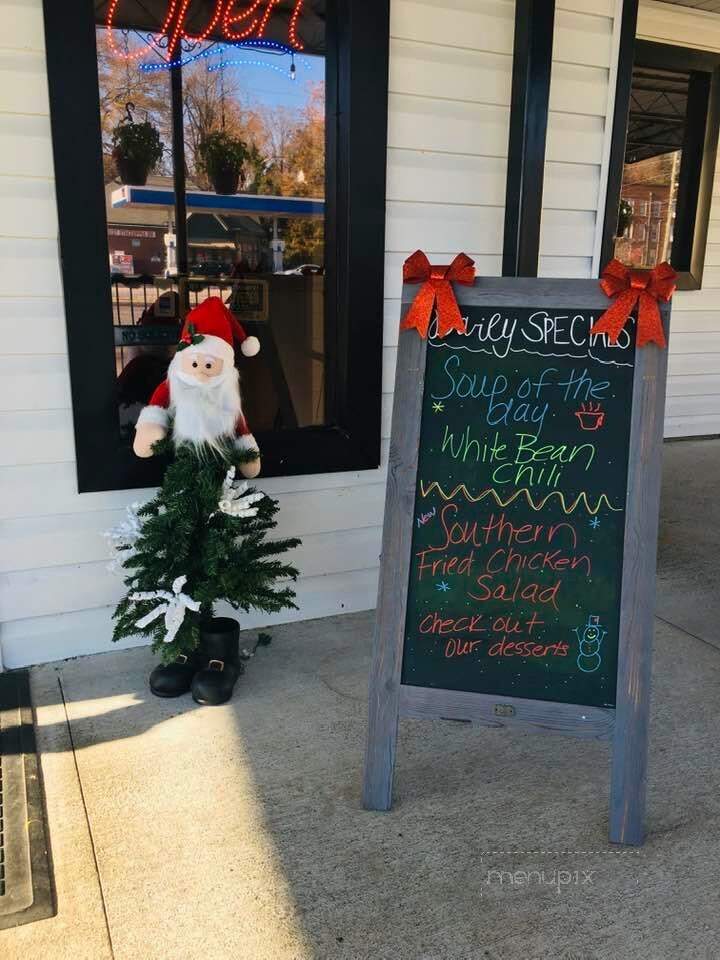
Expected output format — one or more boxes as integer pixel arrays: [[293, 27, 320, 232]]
[[106, 0, 304, 59]]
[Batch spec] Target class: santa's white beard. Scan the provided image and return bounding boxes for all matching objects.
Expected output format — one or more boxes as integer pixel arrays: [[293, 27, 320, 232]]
[[168, 354, 243, 448]]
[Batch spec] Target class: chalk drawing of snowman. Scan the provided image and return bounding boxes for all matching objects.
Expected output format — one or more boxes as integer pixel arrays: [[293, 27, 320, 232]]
[[574, 614, 606, 673]]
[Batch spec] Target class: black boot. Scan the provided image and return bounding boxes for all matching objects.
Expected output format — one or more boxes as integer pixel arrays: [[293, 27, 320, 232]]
[[191, 617, 245, 706], [149, 650, 203, 698]]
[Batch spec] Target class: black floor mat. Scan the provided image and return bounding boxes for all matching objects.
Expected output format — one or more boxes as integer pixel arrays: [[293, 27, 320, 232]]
[[0, 671, 54, 929]]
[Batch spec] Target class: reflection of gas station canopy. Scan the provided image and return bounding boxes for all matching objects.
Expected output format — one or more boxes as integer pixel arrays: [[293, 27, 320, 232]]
[[111, 185, 324, 218]]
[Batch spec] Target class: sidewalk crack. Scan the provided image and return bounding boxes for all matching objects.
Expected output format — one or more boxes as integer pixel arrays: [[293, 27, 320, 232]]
[[57, 673, 116, 960], [655, 615, 720, 656]]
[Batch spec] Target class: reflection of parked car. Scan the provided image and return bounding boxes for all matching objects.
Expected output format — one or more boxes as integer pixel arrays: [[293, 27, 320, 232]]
[[190, 261, 231, 277], [281, 264, 324, 276]]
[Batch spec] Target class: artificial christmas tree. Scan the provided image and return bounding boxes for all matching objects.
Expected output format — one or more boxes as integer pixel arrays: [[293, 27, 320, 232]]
[[109, 298, 300, 705]]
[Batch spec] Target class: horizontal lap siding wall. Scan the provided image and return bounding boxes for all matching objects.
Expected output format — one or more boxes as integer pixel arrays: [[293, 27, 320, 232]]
[[638, 0, 720, 438], [539, 0, 720, 439], [0, 0, 520, 668], [384, 0, 514, 412], [540, 0, 618, 280]]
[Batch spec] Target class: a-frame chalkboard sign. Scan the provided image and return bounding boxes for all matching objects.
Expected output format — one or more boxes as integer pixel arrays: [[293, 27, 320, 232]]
[[363, 277, 671, 846]]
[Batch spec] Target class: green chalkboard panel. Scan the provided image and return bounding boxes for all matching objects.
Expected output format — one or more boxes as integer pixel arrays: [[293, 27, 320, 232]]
[[400, 306, 636, 708]]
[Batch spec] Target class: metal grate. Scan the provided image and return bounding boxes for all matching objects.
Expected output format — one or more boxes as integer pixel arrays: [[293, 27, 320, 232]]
[[0, 672, 54, 928], [0, 747, 5, 898]]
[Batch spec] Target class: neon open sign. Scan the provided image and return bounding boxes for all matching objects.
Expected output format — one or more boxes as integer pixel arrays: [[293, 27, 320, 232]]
[[106, 0, 304, 62]]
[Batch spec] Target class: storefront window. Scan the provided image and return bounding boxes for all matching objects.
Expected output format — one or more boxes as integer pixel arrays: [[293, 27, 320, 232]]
[[606, 40, 720, 287], [613, 64, 686, 270], [44, 0, 388, 491], [97, 14, 327, 446]]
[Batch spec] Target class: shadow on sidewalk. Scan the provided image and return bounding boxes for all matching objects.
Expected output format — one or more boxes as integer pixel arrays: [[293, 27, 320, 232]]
[[21, 438, 720, 959]]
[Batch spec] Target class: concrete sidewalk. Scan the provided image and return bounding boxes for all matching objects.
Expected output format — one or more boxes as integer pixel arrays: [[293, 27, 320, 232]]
[[2, 439, 720, 960]]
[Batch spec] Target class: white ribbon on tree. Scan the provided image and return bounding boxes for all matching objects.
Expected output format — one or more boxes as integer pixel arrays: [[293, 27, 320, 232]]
[[218, 466, 265, 517], [130, 575, 201, 644], [104, 501, 143, 572]]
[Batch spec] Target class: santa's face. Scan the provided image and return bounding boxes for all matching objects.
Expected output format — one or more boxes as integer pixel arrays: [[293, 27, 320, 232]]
[[167, 348, 242, 447], [179, 350, 224, 382]]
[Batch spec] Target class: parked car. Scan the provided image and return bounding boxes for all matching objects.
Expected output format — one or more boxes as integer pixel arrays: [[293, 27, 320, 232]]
[[281, 263, 324, 276], [190, 261, 231, 278]]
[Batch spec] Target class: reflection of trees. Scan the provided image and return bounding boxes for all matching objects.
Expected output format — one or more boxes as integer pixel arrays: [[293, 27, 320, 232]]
[[269, 86, 325, 265], [97, 31, 173, 180], [271, 86, 324, 196], [98, 29, 326, 262], [183, 66, 267, 190], [282, 216, 324, 266]]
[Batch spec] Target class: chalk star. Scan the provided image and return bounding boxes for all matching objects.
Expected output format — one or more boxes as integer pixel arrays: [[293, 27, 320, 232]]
[[431, 401, 445, 413], [589, 517, 601, 529], [436, 580, 451, 592]]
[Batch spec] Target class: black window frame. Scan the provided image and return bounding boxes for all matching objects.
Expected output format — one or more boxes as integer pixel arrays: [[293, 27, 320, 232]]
[[601, 35, 720, 289], [42, 0, 389, 493], [502, 0, 555, 278]]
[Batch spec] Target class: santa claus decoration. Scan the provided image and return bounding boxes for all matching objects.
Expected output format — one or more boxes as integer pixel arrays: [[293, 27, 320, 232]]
[[133, 296, 261, 477], [108, 296, 300, 706]]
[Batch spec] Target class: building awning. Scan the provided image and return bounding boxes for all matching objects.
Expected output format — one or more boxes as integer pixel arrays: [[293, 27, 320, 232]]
[[186, 212, 267, 243]]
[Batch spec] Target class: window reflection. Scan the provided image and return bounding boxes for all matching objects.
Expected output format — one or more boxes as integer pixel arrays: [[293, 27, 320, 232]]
[[614, 152, 680, 269], [613, 65, 687, 269], [97, 17, 327, 444]]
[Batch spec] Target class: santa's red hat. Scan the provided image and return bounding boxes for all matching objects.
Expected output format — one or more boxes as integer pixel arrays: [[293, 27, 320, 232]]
[[178, 297, 260, 362]]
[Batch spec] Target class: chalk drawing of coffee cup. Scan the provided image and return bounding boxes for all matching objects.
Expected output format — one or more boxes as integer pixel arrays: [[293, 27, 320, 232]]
[[575, 402, 605, 431]]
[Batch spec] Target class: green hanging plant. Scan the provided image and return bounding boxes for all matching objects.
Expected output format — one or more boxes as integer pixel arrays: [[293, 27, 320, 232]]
[[198, 131, 249, 195], [112, 118, 164, 186], [617, 199, 633, 238]]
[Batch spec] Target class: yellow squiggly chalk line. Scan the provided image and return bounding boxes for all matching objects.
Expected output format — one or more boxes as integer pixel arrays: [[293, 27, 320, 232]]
[[418, 481, 622, 516]]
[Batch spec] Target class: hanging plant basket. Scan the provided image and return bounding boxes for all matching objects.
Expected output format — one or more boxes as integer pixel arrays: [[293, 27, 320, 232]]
[[210, 163, 241, 196], [114, 154, 152, 186], [111, 111, 164, 187], [616, 199, 633, 238], [198, 132, 248, 196]]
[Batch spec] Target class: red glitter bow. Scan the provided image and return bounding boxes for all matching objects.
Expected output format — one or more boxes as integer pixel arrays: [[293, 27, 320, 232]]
[[590, 259, 676, 349], [401, 250, 475, 339]]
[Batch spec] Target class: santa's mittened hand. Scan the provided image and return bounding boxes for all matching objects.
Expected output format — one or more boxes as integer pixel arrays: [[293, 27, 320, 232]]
[[238, 456, 261, 479], [235, 432, 260, 477], [134, 422, 167, 458]]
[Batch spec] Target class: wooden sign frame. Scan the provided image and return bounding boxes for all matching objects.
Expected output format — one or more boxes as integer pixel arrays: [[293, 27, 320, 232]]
[[363, 278, 671, 846]]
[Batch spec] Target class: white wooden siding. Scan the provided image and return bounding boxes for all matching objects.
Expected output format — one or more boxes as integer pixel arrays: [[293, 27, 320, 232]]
[[540, 3, 619, 278], [4, 0, 714, 669], [541, 0, 720, 438], [0, 0, 520, 668], [637, 0, 720, 437]]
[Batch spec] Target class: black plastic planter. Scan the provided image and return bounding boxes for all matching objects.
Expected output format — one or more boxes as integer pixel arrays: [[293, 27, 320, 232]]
[[114, 155, 150, 186], [210, 166, 241, 195]]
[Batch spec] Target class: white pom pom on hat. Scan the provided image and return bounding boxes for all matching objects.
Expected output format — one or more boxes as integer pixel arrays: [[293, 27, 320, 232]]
[[178, 297, 260, 363], [240, 334, 260, 357]]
